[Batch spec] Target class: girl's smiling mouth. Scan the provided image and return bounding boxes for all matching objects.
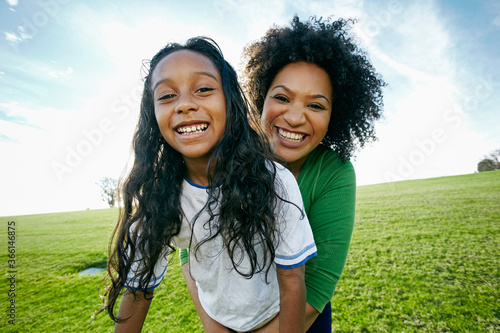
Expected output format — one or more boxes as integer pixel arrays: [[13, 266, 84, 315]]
[[176, 123, 209, 135]]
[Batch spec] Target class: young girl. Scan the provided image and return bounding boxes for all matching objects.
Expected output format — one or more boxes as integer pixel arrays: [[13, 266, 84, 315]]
[[106, 37, 317, 333]]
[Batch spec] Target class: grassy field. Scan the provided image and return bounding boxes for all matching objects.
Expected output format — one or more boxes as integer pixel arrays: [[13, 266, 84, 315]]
[[1, 171, 499, 332]]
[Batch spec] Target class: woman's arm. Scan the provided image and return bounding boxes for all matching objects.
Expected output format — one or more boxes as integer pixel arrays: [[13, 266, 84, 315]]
[[301, 158, 356, 316], [253, 301, 319, 332], [181, 263, 232, 333], [305, 303, 320, 330], [114, 289, 153, 333]]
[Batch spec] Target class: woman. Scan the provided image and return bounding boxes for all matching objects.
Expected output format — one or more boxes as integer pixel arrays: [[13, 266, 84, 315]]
[[182, 16, 385, 332]]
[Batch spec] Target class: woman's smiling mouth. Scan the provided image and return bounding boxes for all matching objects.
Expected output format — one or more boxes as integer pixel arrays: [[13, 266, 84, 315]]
[[278, 127, 305, 142]]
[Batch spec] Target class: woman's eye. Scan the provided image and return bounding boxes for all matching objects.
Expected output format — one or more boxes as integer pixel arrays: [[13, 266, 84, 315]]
[[309, 103, 325, 110], [272, 95, 289, 103], [158, 93, 175, 101]]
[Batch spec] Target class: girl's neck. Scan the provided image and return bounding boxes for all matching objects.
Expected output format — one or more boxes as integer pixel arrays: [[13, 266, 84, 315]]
[[183, 157, 210, 186]]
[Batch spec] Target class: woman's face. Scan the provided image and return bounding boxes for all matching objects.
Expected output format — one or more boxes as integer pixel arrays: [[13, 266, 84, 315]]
[[151, 50, 226, 165], [261, 62, 332, 172]]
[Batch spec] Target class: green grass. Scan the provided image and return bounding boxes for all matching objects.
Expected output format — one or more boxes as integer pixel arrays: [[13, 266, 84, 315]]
[[335, 171, 500, 332], [1, 171, 499, 332]]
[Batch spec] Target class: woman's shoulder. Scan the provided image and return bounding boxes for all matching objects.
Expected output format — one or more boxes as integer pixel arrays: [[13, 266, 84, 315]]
[[301, 145, 355, 181], [298, 145, 356, 212]]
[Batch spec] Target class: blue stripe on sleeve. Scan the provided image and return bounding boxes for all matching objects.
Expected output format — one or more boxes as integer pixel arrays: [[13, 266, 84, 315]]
[[275, 251, 317, 269], [125, 265, 168, 290], [275, 242, 316, 261]]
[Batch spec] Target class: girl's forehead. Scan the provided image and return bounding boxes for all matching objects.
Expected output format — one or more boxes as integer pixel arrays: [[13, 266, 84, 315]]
[[154, 50, 219, 77], [150, 50, 221, 93]]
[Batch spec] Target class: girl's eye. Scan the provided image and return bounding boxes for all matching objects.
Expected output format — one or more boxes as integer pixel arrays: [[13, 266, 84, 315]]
[[272, 95, 289, 103], [158, 93, 175, 101], [197, 87, 214, 93], [308, 103, 326, 110]]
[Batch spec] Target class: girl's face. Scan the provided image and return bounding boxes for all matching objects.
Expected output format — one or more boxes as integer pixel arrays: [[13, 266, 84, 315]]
[[261, 62, 332, 174], [152, 50, 226, 166]]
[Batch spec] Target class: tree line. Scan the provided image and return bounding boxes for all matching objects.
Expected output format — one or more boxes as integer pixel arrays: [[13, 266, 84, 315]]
[[95, 147, 499, 207]]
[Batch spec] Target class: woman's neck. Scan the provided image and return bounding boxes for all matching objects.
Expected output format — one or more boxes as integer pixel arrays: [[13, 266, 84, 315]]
[[286, 156, 308, 180]]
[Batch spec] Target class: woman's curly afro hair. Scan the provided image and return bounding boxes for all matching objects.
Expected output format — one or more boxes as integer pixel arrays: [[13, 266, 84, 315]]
[[243, 15, 386, 162]]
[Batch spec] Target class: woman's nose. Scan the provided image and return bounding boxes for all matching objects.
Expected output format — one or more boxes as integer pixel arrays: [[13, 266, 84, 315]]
[[283, 106, 306, 126]]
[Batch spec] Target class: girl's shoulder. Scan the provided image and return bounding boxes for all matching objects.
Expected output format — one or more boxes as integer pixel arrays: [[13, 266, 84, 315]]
[[271, 160, 298, 185], [268, 160, 303, 203]]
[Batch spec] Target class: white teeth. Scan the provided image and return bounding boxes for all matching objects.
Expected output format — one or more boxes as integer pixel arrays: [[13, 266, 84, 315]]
[[177, 123, 208, 134], [278, 128, 304, 142]]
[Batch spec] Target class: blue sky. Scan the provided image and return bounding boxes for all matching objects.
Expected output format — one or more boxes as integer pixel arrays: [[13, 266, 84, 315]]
[[1, 0, 499, 216]]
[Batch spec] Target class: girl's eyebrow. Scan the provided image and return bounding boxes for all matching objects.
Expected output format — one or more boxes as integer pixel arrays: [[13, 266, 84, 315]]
[[271, 85, 331, 104], [195, 71, 219, 82], [153, 71, 219, 93], [153, 78, 172, 93]]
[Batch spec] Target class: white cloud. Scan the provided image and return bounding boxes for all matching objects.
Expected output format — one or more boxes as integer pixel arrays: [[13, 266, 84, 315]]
[[0, 102, 76, 136], [45, 66, 73, 79], [17, 25, 32, 41], [3, 52, 73, 83], [351, 1, 498, 185], [3, 26, 33, 45], [4, 31, 18, 42]]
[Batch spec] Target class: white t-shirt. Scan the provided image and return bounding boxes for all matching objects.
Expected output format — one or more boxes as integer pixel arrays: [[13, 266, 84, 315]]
[[126, 163, 317, 332]]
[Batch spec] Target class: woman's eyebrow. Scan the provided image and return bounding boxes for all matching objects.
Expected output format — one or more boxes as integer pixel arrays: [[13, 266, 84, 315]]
[[270, 85, 291, 93], [309, 94, 330, 104]]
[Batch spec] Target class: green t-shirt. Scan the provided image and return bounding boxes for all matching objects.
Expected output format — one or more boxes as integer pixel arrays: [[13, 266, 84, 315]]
[[298, 144, 356, 313], [180, 144, 355, 313]]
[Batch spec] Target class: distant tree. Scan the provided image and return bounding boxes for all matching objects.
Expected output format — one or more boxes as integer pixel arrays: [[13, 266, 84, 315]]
[[477, 159, 498, 172], [96, 177, 118, 207], [477, 147, 500, 172], [488, 148, 500, 165]]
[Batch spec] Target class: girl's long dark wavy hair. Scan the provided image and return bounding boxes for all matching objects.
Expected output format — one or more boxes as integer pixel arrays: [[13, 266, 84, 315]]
[[106, 37, 283, 321], [243, 15, 386, 162]]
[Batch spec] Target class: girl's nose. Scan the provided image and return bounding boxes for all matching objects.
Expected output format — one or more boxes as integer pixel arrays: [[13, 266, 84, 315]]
[[283, 106, 306, 127], [175, 95, 198, 114]]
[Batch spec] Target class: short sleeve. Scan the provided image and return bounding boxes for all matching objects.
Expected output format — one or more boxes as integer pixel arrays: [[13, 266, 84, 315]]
[[273, 165, 317, 269], [124, 224, 170, 290], [125, 249, 169, 290]]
